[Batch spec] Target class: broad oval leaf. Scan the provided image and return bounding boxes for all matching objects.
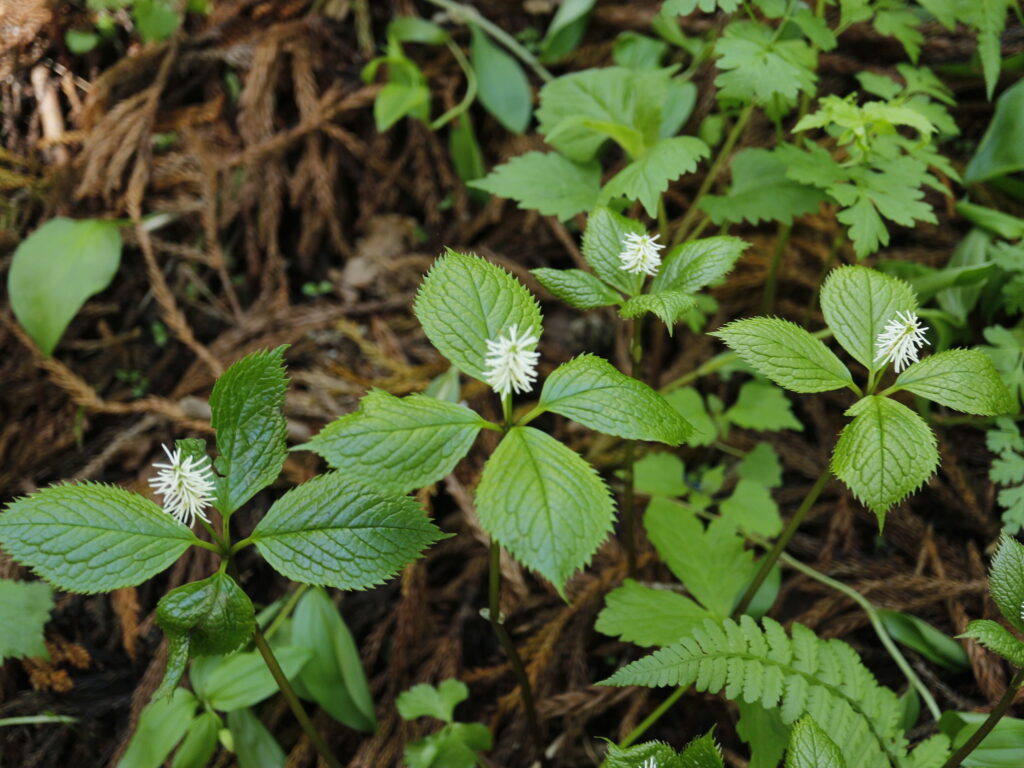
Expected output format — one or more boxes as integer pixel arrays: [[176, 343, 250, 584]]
[[831, 396, 938, 527], [892, 349, 1014, 416], [470, 26, 532, 133], [8, 217, 122, 356], [251, 473, 443, 590], [582, 207, 646, 295], [989, 535, 1024, 634], [539, 354, 692, 444], [0, 483, 195, 594], [414, 250, 543, 384], [785, 716, 847, 768], [651, 236, 749, 295], [157, 572, 255, 656], [475, 426, 614, 594], [303, 390, 486, 494], [530, 267, 621, 309]]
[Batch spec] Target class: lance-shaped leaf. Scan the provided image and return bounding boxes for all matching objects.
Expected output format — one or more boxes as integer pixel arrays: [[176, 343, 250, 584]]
[[251, 473, 443, 590], [0, 483, 195, 593], [651, 236, 749, 295], [414, 250, 542, 384], [712, 318, 854, 393], [582, 207, 646, 295], [531, 267, 621, 309], [210, 346, 289, 515], [831, 396, 938, 527], [959, 620, 1024, 668], [303, 391, 487, 494], [538, 355, 692, 444], [891, 349, 1014, 416], [619, 291, 696, 334], [989, 535, 1024, 634], [475, 427, 614, 594], [786, 716, 847, 768], [599, 136, 710, 217], [820, 266, 917, 372]]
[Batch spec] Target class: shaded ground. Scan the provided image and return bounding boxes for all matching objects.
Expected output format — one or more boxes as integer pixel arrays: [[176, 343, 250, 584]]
[[0, 1, 1021, 766]]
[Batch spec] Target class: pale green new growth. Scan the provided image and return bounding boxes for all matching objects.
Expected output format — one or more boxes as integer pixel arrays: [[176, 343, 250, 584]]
[[539, 355, 692, 444], [396, 679, 468, 723], [0, 579, 53, 661], [531, 267, 621, 309], [620, 291, 697, 333], [0, 483, 194, 593], [831, 397, 938, 526], [892, 349, 1014, 415], [304, 390, 487, 494], [785, 717, 846, 768], [414, 250, 543, 384], [251, 473, 444, 590], [651, 236, 749, 295], [712, 317, 854, 393], [599, 136, 710, 217], [475, 426, 614, 594]]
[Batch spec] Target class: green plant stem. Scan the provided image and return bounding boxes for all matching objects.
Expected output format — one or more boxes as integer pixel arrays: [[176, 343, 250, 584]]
[[430, 38, 478, 130], [619, 686, 688, 748], [198, 519, 229, 553], [672, 104, 754, 247], [252, 628, 343, 768], [732, 466, 832, 616], [0, 715, 78, 727], [424, 0, 554, 82], [761, 221, 792, 313], [264, 583, 310, 641], [488, 541, 544, 757], [940, 668, 1024, 768], [621, 319, 645, 576]]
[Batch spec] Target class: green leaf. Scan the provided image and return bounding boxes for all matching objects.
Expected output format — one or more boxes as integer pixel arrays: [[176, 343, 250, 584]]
[[470, 26, 532, 133], [679, 731, 727, 767], [201, 646, 311, 711], [620, 291, 697, 333], [712, 318, 854, 393], [596, 578, 711, 647], [8, 217, 122, 356], [965, 78, 1024, 183], [892, 349, 1014, 416], [725, 381, 803, 432], [132, 0, 181, 42], [388, 16, 448, 45], [582, 207, 646, 295], [375, 81, 429, 131], [414, 249, 543, 384], [604, 741, 681, 768], [210, 346, 288, 515], [714, 21, 816, 103], [540, 0, 594, 62], [877, 610, 970, 671], [157, 573, 254, 657], [0, 483, 194, 593], [965, 0, 1011, 100], [531, 267, 622, 309], [0, 579, 53, 661], [831, 396, 938, 526], [634, 452, 688, 497], [292, 587, 376, 731], [303, 391, 485, 494], [989, 535, 1024, 634], [117, 688, 197, 768], [738, 443, 783, 488], [170, 711, 220, 768], [251, 473, 443, 591], [664, 388, 718, 447], [651, 236, 749, 295], [665, 0, 742, 13], [448, 115, 485, 184], [613, 31, 669, 70], [720, 480, 781, 538], [940, 711, 1023, 767], [785, 716, 847, 768], [405, 722, 492, 768], [65, 29, 100, 53], [469, 151, 600, 221], [701, 148, 826, 226], [539, 354, 692, 444], [599, 136, 710, 217], [960, 619, 1024, 668], [396, 679, 469, 723], [227, 708, 286, 768], [737, 702, 790, 768], [475, 427, 614, 594], [819, 266, 918, 372]]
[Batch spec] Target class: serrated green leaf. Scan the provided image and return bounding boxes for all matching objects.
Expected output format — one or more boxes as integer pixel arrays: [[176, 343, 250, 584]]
[[539, 354, 692, 444], [157, 573, 254, 657], [170, 711, 220, 768], [470, 26, 532, 133], [700, 148, 826, 226], [725, 381, 803, 432], [468, 151, 601, 220], [202, 646, 311, 712], [414, 250, 543, 384], [679, 731, 726, 768], [117, 688, 197, 768], [210, 347, 288, 515], [714, 22, 816, 103], [664, 388, 718, 447], [960, 619, 1024, 668], [304, 391, 485, 494], [712, 318, 854, 394], [292, 587, 376, 731], [738, 444, 783, 488], [0, 483, 194, 593], [8, 217, 122, 356], [635, 452, 688, 496], [892, 349, 1014, 416], [720, 480, 781, 538], [989, 535, 1024, 634], [251, 474, 443, 590], [820, 266, 918, 372], [227, 708, 286, 768], [651, 236, 749, 295], [599, 136, 710, 217], [785, 716, 847, 768], [531, 267, 622, 309], [475, 427, 614, 594], [620, 291, 697, 334], [397, 679, 469, 723], [0, 579, 53, 661], [582, 207, 646, 295], [604, 740, 682, 768], [831, 396, 938, 526], [596, 578, 710, 647]]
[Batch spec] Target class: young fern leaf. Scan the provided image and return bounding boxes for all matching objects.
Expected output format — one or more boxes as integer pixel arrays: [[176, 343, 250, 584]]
[[603, 616, 911, 768]]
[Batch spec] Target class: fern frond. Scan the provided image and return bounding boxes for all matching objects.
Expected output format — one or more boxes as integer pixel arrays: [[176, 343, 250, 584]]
[[603, 616, 909, 768]]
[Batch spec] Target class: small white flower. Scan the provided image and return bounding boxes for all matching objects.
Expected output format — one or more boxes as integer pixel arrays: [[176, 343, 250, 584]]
[[640, 758, 658, 768], [618, 231, 664, 277], [875, 310, 930, 373], [149, 444, 215, 527], [483, 323, 540, 398]]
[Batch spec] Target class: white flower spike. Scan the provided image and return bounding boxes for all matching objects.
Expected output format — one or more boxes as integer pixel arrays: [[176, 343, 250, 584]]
[[149, 444, 215, 527], [484, 323, 540, 399], [875, 310, 930, 373], [640, 758, 658, 768], [618, 231, 664, 277]]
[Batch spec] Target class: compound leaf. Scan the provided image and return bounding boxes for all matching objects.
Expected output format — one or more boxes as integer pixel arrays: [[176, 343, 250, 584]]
[[468, 151, 601, 221]]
